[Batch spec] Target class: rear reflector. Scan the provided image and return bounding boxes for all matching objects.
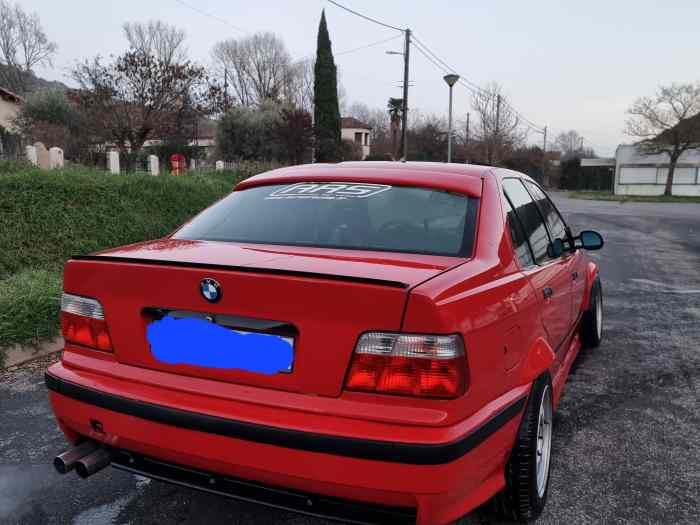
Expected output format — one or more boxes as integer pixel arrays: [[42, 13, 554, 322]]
[[60, 293, 112, 352], [345, 332, 467, 399]]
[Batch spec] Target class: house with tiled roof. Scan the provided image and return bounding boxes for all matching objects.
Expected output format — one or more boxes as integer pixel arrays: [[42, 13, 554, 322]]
[[341, 117, 371, 159]]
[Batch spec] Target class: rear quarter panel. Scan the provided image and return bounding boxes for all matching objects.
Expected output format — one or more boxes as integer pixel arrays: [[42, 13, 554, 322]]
[[401, 175, 548, 425]]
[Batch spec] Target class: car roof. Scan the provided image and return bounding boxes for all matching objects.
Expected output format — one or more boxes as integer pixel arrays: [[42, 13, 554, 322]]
[[236, 162, 492, 197]]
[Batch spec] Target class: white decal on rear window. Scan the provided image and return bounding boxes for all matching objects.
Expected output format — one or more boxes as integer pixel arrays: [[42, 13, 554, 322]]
[[266, 182, 391, 200]]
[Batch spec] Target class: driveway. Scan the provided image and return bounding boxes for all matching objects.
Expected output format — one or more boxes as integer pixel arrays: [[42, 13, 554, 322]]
[[1, 194, 698, 525]]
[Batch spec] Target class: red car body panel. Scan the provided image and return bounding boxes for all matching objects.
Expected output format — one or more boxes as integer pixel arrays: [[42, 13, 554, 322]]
[[47, 163, 597, 525]]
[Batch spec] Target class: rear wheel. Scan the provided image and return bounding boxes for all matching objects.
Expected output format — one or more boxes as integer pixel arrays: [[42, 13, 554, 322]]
[[580, 278, 603, 348], [498, 374, 553, 522]]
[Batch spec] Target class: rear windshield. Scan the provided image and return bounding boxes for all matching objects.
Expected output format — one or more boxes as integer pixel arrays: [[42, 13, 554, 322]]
[[174, 182, 478, 257]]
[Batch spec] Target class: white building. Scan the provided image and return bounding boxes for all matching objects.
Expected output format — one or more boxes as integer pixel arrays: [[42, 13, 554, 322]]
[[613, 144, 700, 196], [0, 86, 23, 157], [341, 117, 371, 159]]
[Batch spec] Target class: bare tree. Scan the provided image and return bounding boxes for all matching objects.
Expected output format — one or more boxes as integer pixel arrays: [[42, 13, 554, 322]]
[[555, 129, 584, 159], [123, 20, 187, 65], [626, 82, 700, 195], [212, 32, 293, 107], [285, 58, 314, 113], [72, 52, 219, 167], [470, 82, 526, 165], [0, 0, 57, 94]]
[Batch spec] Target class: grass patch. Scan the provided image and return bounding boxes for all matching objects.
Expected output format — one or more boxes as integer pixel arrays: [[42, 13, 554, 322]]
[[569, 191, 700, 203], [0, 269, 63, 350], [0, 163, 264, 350]]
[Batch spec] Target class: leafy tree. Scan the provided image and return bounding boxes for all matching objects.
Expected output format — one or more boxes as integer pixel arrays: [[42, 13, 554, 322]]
[[388, 97, 403, 160], [625, 82, 700, 196], [560, 157, 582, 190], [216, 103, 282, 161], [407, 115, 447, 161], [275, 108, 313, 165], [313, 10, 341, 162], [14, 88, 89, 160]]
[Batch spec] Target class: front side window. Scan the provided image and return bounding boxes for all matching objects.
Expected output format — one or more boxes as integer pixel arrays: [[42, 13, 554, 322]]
[[175, 182, 478, 257], [502, 178, 550, 264], [523, 181, 567, 242]]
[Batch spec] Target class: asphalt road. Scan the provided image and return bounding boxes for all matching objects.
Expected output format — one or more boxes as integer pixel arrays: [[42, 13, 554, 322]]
[[1, 193, 699, 525]]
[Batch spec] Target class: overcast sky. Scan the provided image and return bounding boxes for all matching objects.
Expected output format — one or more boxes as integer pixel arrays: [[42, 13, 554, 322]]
[[23, 0, 700, 156]]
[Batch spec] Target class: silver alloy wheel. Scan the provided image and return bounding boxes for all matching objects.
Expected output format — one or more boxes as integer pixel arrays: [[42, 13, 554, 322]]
[[595, 288, 603, 340], [535, 385, 553, 498]]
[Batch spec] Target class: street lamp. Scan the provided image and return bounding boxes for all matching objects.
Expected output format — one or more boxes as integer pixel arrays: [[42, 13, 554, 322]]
[[443, 74, 460, 163]]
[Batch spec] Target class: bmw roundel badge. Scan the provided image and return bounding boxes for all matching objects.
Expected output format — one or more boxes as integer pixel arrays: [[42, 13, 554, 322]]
[[200, 278, 222, 303]]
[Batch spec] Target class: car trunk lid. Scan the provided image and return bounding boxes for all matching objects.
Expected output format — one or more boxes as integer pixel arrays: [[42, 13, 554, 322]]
[[64, 239, 463, 397]]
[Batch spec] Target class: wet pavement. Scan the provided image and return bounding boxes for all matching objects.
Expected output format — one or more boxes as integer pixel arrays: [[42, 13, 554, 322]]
[[1, 193, 698, 525]]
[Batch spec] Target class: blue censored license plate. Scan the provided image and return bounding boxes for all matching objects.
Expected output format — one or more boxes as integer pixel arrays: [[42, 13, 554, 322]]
[[146, 316, 295, 375]]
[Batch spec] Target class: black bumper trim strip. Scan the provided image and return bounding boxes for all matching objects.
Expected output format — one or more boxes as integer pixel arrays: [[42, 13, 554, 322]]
[[45, 372, 525, 465], [70, 255, 408, 289]]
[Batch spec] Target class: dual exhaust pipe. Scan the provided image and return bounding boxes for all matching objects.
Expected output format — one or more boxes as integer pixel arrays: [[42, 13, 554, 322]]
[[54, 441, 111, 478]]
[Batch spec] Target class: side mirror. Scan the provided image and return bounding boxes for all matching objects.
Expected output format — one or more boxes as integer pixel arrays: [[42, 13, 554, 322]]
[[578, 230, 604, 251]]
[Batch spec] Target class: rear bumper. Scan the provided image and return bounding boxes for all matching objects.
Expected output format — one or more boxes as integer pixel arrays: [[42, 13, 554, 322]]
[[46, 362, 527, 525], [109, 448, 417, 525]]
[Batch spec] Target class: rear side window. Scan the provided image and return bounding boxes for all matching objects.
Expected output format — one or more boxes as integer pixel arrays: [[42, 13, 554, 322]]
[[174, 182, 478, 257], [503, 196, 534, 267], [523, 181, 567, 242], [502, 178, 550, 264]]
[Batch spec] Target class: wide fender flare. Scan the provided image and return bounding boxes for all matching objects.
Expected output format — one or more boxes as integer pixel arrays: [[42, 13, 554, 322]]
[[581, 261, 599, 311], [518, 336, 555, 385]]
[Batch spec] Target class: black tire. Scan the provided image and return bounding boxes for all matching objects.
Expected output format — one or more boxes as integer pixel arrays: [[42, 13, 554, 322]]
[[497, 374, 553, 522], [580, 277, 603, 348]]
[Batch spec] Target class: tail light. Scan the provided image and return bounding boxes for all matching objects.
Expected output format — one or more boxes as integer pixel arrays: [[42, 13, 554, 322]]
[[345, 332, 467, 399], [60, 293, 113, 352]]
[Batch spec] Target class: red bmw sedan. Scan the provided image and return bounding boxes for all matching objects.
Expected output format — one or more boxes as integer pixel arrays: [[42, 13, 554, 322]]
[[47, 162, 604, 525]]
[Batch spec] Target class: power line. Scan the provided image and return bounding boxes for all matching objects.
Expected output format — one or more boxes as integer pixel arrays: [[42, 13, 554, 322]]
[[411, 34, 545, 133], [336, 34, 403, 56], [411, 36, 485, 95], [173, 0, 247, 33], [326, 0, 404, 32]]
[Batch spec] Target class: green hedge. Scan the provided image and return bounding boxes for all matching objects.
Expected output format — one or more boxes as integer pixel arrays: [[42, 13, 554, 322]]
[[0, 163, 260, 349]]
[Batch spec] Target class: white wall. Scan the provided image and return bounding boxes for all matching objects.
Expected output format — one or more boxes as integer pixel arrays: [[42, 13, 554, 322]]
[[614, 145, 700, 196], [0, 97, 20, 132], [341, 127, 371, 159]]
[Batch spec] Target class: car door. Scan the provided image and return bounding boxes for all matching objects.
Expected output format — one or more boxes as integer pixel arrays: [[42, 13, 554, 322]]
[[502, 178, 574, 354], [524, 182, 586, 323]]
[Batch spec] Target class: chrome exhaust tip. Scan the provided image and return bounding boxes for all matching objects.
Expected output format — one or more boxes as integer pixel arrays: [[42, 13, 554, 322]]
[[53, 441, 98, 474], [75, 448, 112, 479]]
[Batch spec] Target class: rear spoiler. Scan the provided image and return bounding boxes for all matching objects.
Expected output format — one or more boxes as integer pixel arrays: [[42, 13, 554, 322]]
[[70, 255, 409, 289]]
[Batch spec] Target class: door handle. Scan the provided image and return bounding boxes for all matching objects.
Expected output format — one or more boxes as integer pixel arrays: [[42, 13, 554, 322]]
[[572, 271, 579, 281], [543, 287, 553, 299]]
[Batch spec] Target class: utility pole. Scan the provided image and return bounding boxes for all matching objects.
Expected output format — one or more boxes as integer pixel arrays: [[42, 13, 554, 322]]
[[400, 29, 411, 162]]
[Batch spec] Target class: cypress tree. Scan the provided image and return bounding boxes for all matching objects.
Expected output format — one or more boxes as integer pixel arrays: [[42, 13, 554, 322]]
[[314, 10, 341, 162]]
